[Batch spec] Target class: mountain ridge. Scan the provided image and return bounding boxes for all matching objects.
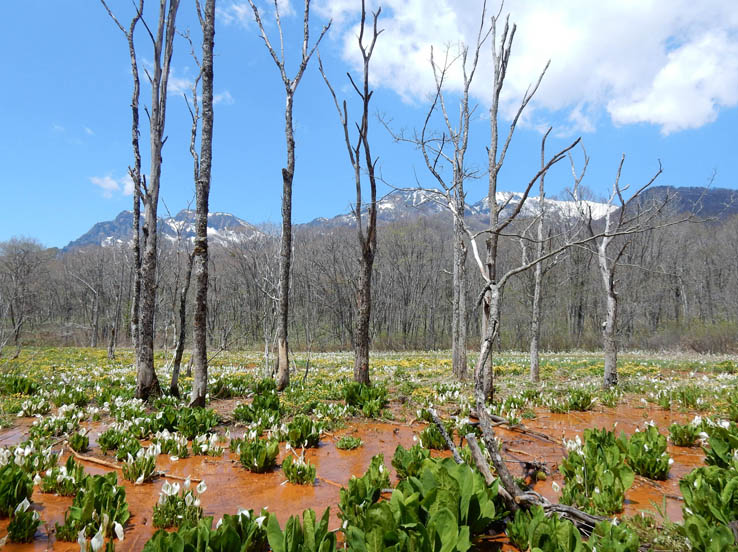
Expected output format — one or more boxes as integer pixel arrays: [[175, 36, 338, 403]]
[[64, 186, 738, 250]]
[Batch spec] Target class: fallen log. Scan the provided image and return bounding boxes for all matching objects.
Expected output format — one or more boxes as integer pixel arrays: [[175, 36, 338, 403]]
[[68, 448, 202, 483], [431, 398, 606, 535]]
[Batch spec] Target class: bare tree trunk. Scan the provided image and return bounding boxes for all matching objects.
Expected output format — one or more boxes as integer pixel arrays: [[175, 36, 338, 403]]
[[171, 251, 194, 396], [131, 191, 142, 357], [452, 199, 468, 379], [353, 241, 374, 384], [108, 260, 125, 360], [318, 0, 377, 386], [276, 97, 293, 391], [101, 0, 144, 365], [190, 0, 215, 408], [602, 282, 618, 388], [248, 0, 330, 391], [598, 232, 619, 388], [529, 258, 543, 382], [530, 135, 548, 383], [136, 0, 181, 401], [90, 290, 100, 348]]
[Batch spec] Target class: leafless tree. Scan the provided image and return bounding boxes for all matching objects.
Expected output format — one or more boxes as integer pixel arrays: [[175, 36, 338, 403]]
[[100, 0, 144, 367], [102, 0, 182, 400], [384, 4, 491, 379], [0, 238, 45, 355], [572, 153, 664, 387], [319, 0, 382, 385], [248, 0, 330, 391], [189, 0, 216, 407], [471, 9, 579, 401], [107, 246, 127, 359]]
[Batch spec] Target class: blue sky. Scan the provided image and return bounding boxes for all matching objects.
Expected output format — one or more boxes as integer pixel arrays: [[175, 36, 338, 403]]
[[2, 0, 738, 248]]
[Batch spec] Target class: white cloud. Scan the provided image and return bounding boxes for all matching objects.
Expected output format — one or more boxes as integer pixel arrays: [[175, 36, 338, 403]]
[[317, 0, 738, 134], [218, 0, 293, 27], [84, 127, 95, 136], [90, 176, 120, 199], [168, 68, 193, 96], [214, 90, 235, 105], [217, 3, 252, 27], [90, 175, 133, 198], [121, 174, 134, 196]]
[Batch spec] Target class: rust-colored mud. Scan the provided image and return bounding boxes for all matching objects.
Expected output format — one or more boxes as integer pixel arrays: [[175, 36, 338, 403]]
[[0, 400, 708, 550], [498, 402, 704, 522], [0, 420, 421, 551]]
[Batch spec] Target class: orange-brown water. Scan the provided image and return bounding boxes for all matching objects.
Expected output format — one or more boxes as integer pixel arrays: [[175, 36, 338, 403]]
[[0, 401, 706, 550]]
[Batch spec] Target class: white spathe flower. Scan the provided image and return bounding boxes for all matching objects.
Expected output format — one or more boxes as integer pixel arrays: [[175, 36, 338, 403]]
[[135, 473, 145, 485], [33, 473, 42, 486], [197, 480, 207, 494], [215, 517, 223, 529], [114, 521, 125, 541], [184, 476, 191, 490], [194, 497, 201, 508], [255, 515, 266, 528], [90, 526, 104, 552], [77, 529, 87, 551], [185, 493, 193, 506], [161, 481, 173, 496], [15, 497, 31, 513], [552, 481, 560, 493]]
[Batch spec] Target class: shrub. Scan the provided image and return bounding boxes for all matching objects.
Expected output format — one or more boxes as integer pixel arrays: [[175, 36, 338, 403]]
[[69, 429, 89, 453], [338, 454, 390, 527], [286, 414, 322, 448], [176, 407, 219, 440], [41, 456, 89, 496], [239, 438, 279, 473], [342, 382, 388, 417], [145, 510, 269, 552], [7, 498, 41, 543], [618, 424, 672, 480], [335, 435, 363, 450], [559, 428, 634, 515], [122, 444, 159, 484], [669, 422, 699, 447], [266, 508, 336, 552], [282, 452, 316, 485], [0, 463, 33, 517], [152, 478, 206, 529], [392, 444, 430, 480], [55, 471, 129, 542]]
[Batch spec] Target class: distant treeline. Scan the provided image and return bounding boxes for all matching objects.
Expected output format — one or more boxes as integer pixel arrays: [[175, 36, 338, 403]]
[[1, 211, 737, 356]]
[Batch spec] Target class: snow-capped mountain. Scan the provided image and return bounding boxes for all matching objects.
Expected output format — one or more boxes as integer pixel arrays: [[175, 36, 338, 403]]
[[307, 189, 615, 229], [470, 191, 616, 221], [64, 186, 736, 250], [65, 209, 262, 250]]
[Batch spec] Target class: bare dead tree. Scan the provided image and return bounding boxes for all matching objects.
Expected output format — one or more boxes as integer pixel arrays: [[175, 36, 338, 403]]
[[107, 246, 127, 360], [248, 0, 331, 391], [383, 4, 491, 380], [100, 0, 144, 364], [102, 0, 182, 400], [572, 154, 664, 388], [190, 0, 216, 407], [319, 0, 382, 385], [473, 9, 582, 401], [528, 128, 557, 382]]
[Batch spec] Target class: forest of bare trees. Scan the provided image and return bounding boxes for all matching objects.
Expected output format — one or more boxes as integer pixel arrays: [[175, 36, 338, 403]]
[[1, 206, 736, 362]]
